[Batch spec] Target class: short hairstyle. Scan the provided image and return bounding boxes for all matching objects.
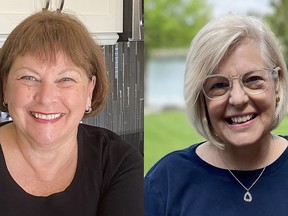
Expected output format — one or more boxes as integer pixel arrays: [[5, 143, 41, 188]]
[[184, 13, 288, 148], [0, 11, 108, 117]]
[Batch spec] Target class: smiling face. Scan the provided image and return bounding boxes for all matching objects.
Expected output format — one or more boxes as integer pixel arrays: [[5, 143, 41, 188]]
[[4, 53, 96, 146], [205, 39, 279, 147]]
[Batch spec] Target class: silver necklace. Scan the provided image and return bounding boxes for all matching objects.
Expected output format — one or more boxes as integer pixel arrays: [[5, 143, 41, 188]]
[[218, 149, 267, 203]]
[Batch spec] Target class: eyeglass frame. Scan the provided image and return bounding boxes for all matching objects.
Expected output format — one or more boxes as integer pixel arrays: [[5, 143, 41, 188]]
[[202, 68, 279, 101]]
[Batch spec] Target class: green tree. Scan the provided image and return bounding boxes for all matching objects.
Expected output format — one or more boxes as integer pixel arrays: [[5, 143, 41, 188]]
[[145, 0, 212, 55], [265, 0, 288, 64]]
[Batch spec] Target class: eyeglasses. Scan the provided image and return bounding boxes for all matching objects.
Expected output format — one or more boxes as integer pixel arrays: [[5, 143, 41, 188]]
[[202, 68, 278, 100]]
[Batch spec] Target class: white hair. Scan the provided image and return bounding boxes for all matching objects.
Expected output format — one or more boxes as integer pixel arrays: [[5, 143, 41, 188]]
[[184, 13, 288, 148]]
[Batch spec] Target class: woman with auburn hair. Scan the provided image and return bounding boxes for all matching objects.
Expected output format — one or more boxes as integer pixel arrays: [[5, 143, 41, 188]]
[[0, 11, 143, 216]]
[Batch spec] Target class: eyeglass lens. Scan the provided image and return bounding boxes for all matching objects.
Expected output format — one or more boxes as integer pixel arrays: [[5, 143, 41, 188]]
[[203, 69, 271, 100]]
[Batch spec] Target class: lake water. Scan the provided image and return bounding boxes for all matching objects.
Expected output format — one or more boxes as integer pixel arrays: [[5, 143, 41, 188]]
[[146, 56, 186, 110]]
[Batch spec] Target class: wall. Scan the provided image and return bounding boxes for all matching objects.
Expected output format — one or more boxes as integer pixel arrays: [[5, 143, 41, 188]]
[[82, 41, 144, 154]]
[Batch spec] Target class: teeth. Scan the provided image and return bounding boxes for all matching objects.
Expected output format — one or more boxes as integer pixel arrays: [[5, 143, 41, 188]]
[[230, 114, 254, 124], [32, 113, 61, 120]]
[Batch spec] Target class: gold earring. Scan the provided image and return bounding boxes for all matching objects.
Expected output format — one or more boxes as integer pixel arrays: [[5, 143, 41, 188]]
[[276, 96, 280, 103]]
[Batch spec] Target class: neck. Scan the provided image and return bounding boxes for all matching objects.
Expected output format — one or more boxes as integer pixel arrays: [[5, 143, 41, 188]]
[[218, 133, 274, 170], [10, 123, 78, 181]]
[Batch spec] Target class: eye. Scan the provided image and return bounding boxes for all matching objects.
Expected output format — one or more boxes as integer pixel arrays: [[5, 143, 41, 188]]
[[203, 77, 229, 97], [18, 76, 37, 81], [242, 71, 268, 90], [59, 77, 76, 82], [57, 77, 78, 88], [211, 82, 229, 89], [242, 70, 268, 84], [243, 75, 264, 83], [203, 76, 230, 92]]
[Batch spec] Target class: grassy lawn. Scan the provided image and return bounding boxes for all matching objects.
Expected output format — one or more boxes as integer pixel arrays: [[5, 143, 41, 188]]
[[144, 109, 288, 174], [144, 109, 204, 173]]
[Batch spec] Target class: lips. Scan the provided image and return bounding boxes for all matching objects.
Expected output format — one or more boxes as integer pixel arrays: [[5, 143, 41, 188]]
[[31, 112, 62, 120], [226, 114, 256, 125]]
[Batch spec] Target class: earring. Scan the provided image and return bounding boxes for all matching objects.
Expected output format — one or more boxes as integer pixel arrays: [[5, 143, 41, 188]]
[[85, 107, 92, 114], [2, 102, 7, 107], [276, 96, 280, 103]]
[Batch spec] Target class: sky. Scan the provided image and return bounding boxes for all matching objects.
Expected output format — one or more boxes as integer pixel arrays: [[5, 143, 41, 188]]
[[207, 0, 273, 18]]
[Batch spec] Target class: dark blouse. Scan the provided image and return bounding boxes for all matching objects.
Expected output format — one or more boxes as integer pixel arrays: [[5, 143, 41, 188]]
[[0, 122, 143, 216]]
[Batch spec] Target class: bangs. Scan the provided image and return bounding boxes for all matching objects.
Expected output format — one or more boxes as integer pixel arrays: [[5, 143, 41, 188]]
[[0, 11, 108, 115], [11, 12, 92, 73]]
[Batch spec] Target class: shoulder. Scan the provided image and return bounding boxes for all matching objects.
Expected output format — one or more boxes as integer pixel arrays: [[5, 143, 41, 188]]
[[78, 123, 123, 141], [78, 123, 143, 169], [0, 121, 12, 127], [78, 123, 133, 152], [145, 144, 200, 180], [144, 144, 201, 209], [77, 124, 143, 215]]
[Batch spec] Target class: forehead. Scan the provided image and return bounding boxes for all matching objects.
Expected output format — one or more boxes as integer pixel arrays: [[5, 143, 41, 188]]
[[8, 53, 87, 79], [216, 39, 265, 75], [12, 52, 77, 68]]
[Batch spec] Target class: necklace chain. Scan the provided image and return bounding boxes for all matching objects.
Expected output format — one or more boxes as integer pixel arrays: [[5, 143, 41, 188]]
[[218, 148, 268, 203]]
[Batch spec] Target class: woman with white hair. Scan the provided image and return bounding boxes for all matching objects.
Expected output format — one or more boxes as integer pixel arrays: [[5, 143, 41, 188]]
[[145, 13, 288, 215]]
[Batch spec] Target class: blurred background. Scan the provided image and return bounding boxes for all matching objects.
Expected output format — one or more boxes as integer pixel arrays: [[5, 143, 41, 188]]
[[144, 0, 288, 173]]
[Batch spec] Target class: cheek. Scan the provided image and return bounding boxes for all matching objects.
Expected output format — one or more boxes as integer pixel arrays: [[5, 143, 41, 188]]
[[205, 100, 228, 134], [5, 83, 32, 104], [87, 77, 96, 100], [206, 100, 226, 123], [65, 86, 90, 107], [255, 92, 277, 117]]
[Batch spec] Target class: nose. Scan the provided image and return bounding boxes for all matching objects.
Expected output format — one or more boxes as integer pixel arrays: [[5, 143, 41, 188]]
[[228, 80, 249, 107], [34, 81, 58, 106]]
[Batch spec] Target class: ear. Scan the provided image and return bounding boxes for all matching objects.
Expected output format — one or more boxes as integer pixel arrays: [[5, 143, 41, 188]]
[[274, 66, 281, 93], [3, 76, 8, 104], [86, 75, 96, 108]]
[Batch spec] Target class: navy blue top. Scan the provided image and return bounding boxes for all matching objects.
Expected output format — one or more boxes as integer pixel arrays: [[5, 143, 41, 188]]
[[145, 139, 288, 216]]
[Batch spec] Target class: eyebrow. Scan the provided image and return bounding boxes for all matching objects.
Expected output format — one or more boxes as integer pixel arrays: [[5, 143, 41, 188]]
[[13, 66, 84, 77], [211, 67, 268, 75], [13, 67, 40, 75], [58, 68, 83, 76]]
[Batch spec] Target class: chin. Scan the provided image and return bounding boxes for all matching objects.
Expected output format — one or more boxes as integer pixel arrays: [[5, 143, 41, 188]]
[[219, 130, 262, 147]]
